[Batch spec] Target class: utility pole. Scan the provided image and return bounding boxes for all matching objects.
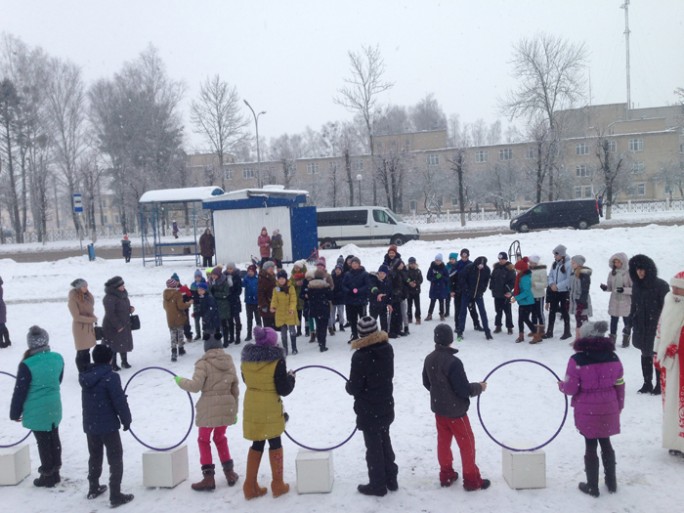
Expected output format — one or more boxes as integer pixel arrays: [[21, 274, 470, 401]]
[[621, 1, 632, 119]]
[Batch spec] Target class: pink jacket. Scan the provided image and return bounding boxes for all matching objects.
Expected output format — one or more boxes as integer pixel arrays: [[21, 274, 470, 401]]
[[258, 234, 271, 258]]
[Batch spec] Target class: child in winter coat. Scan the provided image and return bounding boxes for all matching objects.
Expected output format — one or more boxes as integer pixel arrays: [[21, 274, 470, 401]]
[[489, 252, 515, 335], [210, 267, 231, 347], [10, 326, 64, 488], [369, 265, 392, 333], [600, 253, 632, 348], [191, 270, 206, 341], [456, 256, 492, 340], [163, 278, 193, 361], [423, 324, 490, 491], [175, 331, 240, 491], [528, 255, 548, 340], [225, 263, 243, 344], [569, 255, 593, 340], [559, 321, 624, 497], [271, 270, 299, 355], [426, 254, 449, 321], [388, 260, 408, 338], [171, 273, 194, 343], [511, 259, 537, 343], [406, 257, 423, 325], [331, 265, 347, 332], [243, 265, 260, 341], [545, 244, 573, 340], [197, 282, 222, 341], [290, 261, 307, 337], [258, 261, 277, 329], [79, 344, 134, 506], [300, 269, 333, 352]]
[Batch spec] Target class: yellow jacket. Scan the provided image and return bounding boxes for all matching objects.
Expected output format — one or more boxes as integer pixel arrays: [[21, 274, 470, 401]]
[[270, 284, 298, 327]]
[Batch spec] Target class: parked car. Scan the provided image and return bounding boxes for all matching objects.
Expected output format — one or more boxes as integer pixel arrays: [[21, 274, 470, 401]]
[[317, 207, 419, 248], [509, 199, 600, 232]]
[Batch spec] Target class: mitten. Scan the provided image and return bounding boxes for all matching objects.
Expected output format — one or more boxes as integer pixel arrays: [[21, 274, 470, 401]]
[[174, 375, 183, 385], [353, 288, 358, 294], [371, 287, 378, 294], [214, 332, 222, 340], [600, 284, 608, 291], [435, 273, 442, 280], [616, 287, 624, 293], [122, 424, 130, 432], [202, 332, 211, 341], [666, 344, 678, 358]]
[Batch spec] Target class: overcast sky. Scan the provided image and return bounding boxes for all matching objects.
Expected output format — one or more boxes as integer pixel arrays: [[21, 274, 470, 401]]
[[2, 0, 683, 151]]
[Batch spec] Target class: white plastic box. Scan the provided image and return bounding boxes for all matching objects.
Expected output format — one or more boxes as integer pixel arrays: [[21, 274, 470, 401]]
[[0, 444, 31, 486], [142, 445, 188, 488], [296, 450, 334, 494], [502, 448, 546, 489]]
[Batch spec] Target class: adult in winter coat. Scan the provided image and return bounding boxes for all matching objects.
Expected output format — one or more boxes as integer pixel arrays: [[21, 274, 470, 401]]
[[10, 326, 64, 488], [383, 245, 401, 269], [270, 229, 284, 268], [346, 316, 398, 497], [569, 255, 593, 339], [406, 257, 423, 324], [67, 278, 98, 372], [121, 234, 132, 263], [0, 276, 10, 348], [423, 324, 490, 491], [102, 276, 135, 371], [528, 255, 548, 340], [654, 270, 684, 457], [456, 256, 492, 340], [451, 249, 482, 332], [331, 265, 347, 332], [489, 252, 515, 334], [511, 259, 538, 343], [629, 254, 670, 394], [426, 254, 450, 321], [545, 244, 574, 340], [341, 257, 371, 342], [600, 252, 633, 348], [289, 261, 307, 336], [257, 227, 271, 265], [240, 326, 296, 500], [164, 277, 193, 361], [176, 334, 240, 491], [243, 265, 261, 341], [225, 263, 243, 344], [199, 228, 215, 267], [559, 321, 624, 497], [210, 267, 231, 346], [300, 269, 333, 352], [79, 344, 134, 507]]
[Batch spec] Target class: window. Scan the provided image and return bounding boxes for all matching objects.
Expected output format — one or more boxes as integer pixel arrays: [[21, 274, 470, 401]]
[[307, 162, 319, 175], [629, 138, 644, 152], [409, 199, 417, 212], [636, 183, 645, 196], [475, 150, 487, 163], [373, 209, 396, 225], [451, 196, 459, 206], [353, 160, 364, 171], [427, 154, 439, 166], [243, 168, 255, 179], [576, 142, 590, 155], [575, 164, 589, 178], [499, 148, 512, 161], [679, 143, 684, 154], [574, 186, 583, 199], [329, 161, 337, 172], [608, 140, 617, 153], [526, 146, 536, 159], [103, 215, 108, 224], [583, 186, 593, 198], [223, 169, 233, 180], [317, 210, 367, 226], [631, 161, 645, 174]]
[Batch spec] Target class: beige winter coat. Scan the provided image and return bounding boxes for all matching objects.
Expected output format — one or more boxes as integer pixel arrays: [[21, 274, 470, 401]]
[[530, 265, 548, 299], [68, 288, 97, 351], [177, 348, 240, 428]]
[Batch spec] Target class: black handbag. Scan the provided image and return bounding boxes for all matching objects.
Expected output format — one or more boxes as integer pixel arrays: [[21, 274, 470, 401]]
[[130, 315, 141, 331], [94, 325, 104, 341]]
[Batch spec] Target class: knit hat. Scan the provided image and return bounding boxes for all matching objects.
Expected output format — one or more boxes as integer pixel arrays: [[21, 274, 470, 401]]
[[105, 276, 124, 288], [571, 255, 586, 266], [92, 344, 113, 364], [514, 259, 529, 272], [497, 252, 508, 261], [316, 257, 326, 268], [579, 320, 609, 339], [337, 255, 345, 266], [26, 325, 49, 350], [553, 244, 567, 257], [211, 266, 223, 276], [71, 278, 87, 289], [671, 270, 684, 289], [276, 269, 288, 280], [378, 264, 390, 274], [247, 264, 257, 273], [460, 248, 470, 257], [434, 323, 454, 346], [197, 282, 208, 291], [171, 273, 180, 282], [314, 269, 326, 279], [293, 259, 307, 270], [408, 257, 416, 264], [254, 326, 278, 347], [194, 269, 203, 278], [166, 278, 179, 288], [204, 334, 223, 352], [448, 252, 458, 260], [388, 244, 398, 253], [528, 254, 541, 265], [225, 262, 236, 270], [351, 257, 361, 265], [435, 253, 443, 262], [357, 316, 378, 337], [262, 261, 275, 271]]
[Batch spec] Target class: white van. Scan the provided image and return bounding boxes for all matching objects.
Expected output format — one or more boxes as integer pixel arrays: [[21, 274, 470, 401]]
[[316, 207, 420, 248]]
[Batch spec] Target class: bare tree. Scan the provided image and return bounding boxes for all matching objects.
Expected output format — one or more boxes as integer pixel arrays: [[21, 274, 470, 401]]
[[191, 75, 247, 189], [334, 44, 393, 204], [447, 148, 468, 227], [0, 78, 22, 242], [410, 93, 446, 132], [595, 131, 625, 220], [657, 160, 684, 201]]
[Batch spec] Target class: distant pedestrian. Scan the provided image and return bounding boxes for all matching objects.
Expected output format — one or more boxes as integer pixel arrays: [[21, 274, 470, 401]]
[[0, 275, 10, 348], [172, 220, 179, 239], [199, 228, 215, 267], [257, 227, 271, 266], [270, 229, 283, 268], [67, 278, 97, 372], [121, 234, 132, 263], [599, 253, 632, 348]]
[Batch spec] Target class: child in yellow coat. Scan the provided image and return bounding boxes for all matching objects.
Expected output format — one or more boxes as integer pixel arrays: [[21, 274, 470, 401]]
[[271, 270, 298, 355]]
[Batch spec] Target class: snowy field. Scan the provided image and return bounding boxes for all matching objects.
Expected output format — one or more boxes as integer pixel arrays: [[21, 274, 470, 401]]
[[1, 223, 684, 513]]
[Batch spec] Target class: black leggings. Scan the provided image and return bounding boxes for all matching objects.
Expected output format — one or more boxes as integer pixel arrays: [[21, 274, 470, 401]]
[[584, 437, 613, 457], [251, 436, 282, 452]]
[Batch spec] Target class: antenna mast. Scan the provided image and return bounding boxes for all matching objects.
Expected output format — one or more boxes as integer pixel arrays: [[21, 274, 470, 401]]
[[621, 0, 631, 119]]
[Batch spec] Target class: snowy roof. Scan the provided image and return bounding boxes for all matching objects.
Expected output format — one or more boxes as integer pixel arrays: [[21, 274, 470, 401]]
[[203, 185, 309, 202], [139, 186, 224, 204]]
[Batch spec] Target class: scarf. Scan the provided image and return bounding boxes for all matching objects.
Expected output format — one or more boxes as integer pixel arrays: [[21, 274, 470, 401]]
[[513, 270, 528, 296]]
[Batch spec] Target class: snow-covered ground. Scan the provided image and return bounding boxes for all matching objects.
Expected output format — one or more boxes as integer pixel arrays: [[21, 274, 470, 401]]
[[1, 224, 684, 513]]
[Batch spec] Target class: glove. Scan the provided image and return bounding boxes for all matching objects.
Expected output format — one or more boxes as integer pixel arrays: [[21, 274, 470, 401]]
[[261, 307, 268, 313], [616, 287, 624, 293], [600, 284, 608, 291], [435, 273, 442, 280], [202, 332, 211, 341], [214, 332, 222, 340], [174, 375, 183, 385], [191, 312, 196, 318], [666, 344, 678, 358], [371, 287, 378, 294], [353, 288, 358, 294], [123, 424, 130, 432]]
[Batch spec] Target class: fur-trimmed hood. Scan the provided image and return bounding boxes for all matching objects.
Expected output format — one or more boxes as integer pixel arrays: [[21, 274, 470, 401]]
[[306, 278, 330, 289], [241, 343, 284, 363], [351, 330, 389, 350], [629, 254, 659, 286], [609, 252, 629, 270], [573, 336, 616, 353], [574, 266, 593, 278]]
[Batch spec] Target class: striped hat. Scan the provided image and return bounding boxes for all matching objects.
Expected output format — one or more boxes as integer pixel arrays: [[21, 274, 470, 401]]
[[357, 316, 378, 337]]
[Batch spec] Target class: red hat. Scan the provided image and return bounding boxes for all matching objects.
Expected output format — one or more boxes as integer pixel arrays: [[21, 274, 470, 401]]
[[388, 244, 398, 253], [514, 259, 529, 272]]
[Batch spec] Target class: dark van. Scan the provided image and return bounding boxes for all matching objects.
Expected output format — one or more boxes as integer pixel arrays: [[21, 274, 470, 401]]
[[509, 199, 599, 232]]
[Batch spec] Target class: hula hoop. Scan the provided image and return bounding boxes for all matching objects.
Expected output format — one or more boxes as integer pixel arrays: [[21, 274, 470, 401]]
[[123, 366, 195, 452], [283, 364, 358, 452], [476, 359, 568, 452], [0, 370, 33, 448]]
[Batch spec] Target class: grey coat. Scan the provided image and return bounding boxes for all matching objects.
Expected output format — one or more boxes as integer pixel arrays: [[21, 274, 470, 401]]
[[102, 285, 134, 353], [569, 267, 593, 318], [0, 277, 6, 324], [605, 253, 632, 318]]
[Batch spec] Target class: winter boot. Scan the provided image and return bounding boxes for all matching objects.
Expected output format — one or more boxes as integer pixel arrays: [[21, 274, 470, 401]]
[[191, 464, 216, 491], [578, 455, 600, 497], [222, 459, 239, 487], [560, 322, 572, 340], [485, 330, 493, 340], [439, 468, 459, 487], [621, 332, 630, 348], [328, 326, 335, 336], [439, 314, 445, 321], [652, 369, 662, 395], [110, 492, 134, 508], [338, 322, 345, 332], [609, 333, 617, 346], [120, 353, 131, 369], [637, 356, 653, 394], [304, 326, 309, 337], [111, 353, 121, 372], [33, 469, 59, 488], [171, 348, 178, 362], [87, 483, 108, 499], [179, 345, 186, 356], [473, 322, 484, 332], [543, 317, 555, 339], [243, 448, 267, 500], [493, 325, 502, 334], [515, 332, 525, 343], [357, 483, 387, 496], [269, 448, 290, 498], [415, 316, 421, 325], [309, 332, 317, 343], [530, 325, 545, 344], [601, 451, 617, 493], [507, 327, 514, 335], [424, 314, 433, 321], [319, 344, 329, 352], [403, 326, 410, 336], [235, 326, 242, 345]]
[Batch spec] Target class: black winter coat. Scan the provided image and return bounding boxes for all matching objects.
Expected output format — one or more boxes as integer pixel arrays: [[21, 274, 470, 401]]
[[342, 267, 371, 305], [226, 270, 243, 314], [490, 261, 515, 298], [629, 254, 670, 354], [79, 363, 132, 435], [331, 271, 346, 305], [300, 278, 333, 318], [199, 293, 222, 333], [369, 273, 392, 314], [406, 267, 423, 296], [461, 257, 491, 299], [346, 331, 394, 431], [389, 268, 408, 303]]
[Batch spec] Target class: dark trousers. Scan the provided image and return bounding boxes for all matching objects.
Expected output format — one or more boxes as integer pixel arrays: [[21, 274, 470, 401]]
[[346, 304, 366, 338], [87, 431, 123, 493], [610, 315, 632, 335], [228, 311, 242, 341], [453, 293, 480, 329], [34, 425, 62, 475], [245, 303, 261, 337], [315, 313, 330, 348], [407, 294, 421, 321], [202, 256, 213, 267], [493, 297, 514, 329], [547, 290, 570, 332], [444, 296, 451, 317], [183, 310, 192, 340], [362, 426, 398, 489], [458, 295, 490, 334], [532, 297, 545, 326], [370, 304, 389, 332], [584, 436, 613, 457], [0, 322, 11, 346], [193, 308, 201, 338], [76, 349, 91, 373], [428, 298, 445, 317], [220, 318, 230, 344], [517, 304, 536, 333], [261, 313, 276, 329], [389, 302, 403, 336]]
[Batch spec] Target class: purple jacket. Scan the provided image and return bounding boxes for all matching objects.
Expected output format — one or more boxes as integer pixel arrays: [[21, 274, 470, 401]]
[[559, 337, 625, 439]]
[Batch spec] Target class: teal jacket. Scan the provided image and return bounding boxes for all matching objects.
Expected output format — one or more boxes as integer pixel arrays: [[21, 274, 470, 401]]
[[10, 350, 64, 431], [514, 273, 536, 306]]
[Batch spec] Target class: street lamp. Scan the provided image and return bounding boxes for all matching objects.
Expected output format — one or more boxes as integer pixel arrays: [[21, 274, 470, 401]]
[[244, 99, 266, 188], [356, 174, 363, 206]]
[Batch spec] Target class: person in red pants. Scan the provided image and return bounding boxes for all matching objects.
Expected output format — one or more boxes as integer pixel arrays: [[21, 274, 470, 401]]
[[422, 324, 491, 491]]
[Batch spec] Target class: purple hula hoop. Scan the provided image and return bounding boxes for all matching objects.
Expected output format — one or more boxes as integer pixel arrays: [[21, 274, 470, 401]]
[[476, 358, 568, 452], [123, 366, 195, 452], [283, 364, 358, 452], [0, 370, 33, 448]]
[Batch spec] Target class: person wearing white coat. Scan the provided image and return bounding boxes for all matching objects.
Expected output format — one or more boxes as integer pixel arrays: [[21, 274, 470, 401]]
[[600, 252, 633, 348]]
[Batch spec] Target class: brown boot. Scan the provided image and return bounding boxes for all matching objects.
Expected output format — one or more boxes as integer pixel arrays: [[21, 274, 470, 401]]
[[621, 333, 630, 348], [530, 325, 544, 344], [415, 316, 421, 325], [424, 314, 433, 321], [191, 464, 216, 491], [269, 448, 290, 498], [222, 459, 239, 486], [515, 332, 525, 343], [243, 449, 267, 500]]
